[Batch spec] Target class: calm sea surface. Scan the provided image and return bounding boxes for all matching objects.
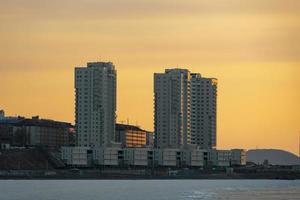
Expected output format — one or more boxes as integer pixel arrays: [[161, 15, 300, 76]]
[[0, 180, 299, 200]]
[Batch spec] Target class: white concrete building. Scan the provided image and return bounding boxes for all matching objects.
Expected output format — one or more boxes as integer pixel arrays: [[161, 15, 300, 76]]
[[154, 69, 218, 150], [94, 147, 121, 166], [231, 149, 247, 166], [211, 149, 247, 167], [190, 74, 217, 149], [75, 62, 116, 148], [155, 148, 179, 167], [211, 149, 231, 167], [61, 146, 90, 166], [185, 149, 206, 167], [154, 69, 191, 149], [124, 148, 152, 166], [60, 147, 242, 168]]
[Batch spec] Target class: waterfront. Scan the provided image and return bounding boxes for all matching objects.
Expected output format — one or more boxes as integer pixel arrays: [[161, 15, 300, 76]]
[[0, 180, 299, 200]]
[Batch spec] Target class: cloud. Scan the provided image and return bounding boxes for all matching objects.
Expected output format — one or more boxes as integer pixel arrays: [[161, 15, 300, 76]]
[[1, 0, 300, 20], [0, 0, 300, 69]]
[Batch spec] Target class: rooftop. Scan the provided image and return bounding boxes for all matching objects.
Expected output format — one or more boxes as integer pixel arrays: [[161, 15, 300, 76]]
[[0, 116, 73, 128]]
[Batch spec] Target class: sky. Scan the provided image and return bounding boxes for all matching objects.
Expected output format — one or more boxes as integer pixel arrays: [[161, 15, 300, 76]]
[[0, 0, 299, 155]]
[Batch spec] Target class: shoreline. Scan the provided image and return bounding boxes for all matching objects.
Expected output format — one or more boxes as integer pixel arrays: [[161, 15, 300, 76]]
[[1, 173, 299, 180]]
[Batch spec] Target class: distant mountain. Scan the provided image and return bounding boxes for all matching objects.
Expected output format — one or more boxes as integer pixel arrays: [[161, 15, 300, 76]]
[[246, 149, 299, 166]]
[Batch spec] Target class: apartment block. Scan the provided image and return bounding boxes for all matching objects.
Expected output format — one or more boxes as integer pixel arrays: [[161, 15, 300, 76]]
[[154, 69, 191, 149], [190, 73, 217, 149], [154, 68, 217, 150], [0, 116, 73, 149], [115, 124, 147, 148], [75, 62, 116, 148]]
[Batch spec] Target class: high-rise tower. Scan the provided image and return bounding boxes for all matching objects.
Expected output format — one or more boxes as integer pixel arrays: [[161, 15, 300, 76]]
[[190, 73, 217, 149], [154, 69, 191, 149], [75, 62, 116, 148], [154, 68, 217, 150]]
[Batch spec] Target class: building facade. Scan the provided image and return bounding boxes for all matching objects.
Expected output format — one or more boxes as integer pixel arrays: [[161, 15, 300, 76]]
[[230, 149, 247, 166], [115, 123, 148, 148], [0, 116, 73, 149], [154, 68, 217, 150], [154, 69, 191, 149], [61, 147, 214, 168], [61, 146, 90, 166], [210, 149, 246, 167], [75, 62, 117, 148], [211, 149, 232, 167], [190, 73, 218, 149], [124, 148, 153, 166], [61, 146, 247, 168], [146, 131, 154, 147], [0, 110, 4, 120]]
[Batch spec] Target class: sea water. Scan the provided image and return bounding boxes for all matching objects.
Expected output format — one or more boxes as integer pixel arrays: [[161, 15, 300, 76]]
[[0, 180, 299, 200]]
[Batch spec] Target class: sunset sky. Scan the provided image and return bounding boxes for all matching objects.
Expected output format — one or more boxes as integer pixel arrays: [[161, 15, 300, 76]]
[[0, 0, 299, 154]]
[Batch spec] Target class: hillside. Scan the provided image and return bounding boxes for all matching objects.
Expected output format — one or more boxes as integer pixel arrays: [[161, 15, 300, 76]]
[[247, 149, 299, 166], [0, 149, 63, 170]]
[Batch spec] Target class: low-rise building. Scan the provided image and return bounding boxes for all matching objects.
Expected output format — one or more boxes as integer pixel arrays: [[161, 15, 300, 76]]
[[185, 149, 206, 167], [211, 149, 247, 167], [211, 149, 230, 167], [61, 146, 90, 166], [0, 115, 74, 149], [115, 124, 148, 148], [230, 149, 247, 166], [124, 148, 153, 167], [216, 150, 231, 167], [94, 147, 122, 166], [60, 147, 246, 168], [155, 149, 179, 167]]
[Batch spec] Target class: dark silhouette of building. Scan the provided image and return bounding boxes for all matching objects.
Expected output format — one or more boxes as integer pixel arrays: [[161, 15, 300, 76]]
[[0, 116, 74, 149]]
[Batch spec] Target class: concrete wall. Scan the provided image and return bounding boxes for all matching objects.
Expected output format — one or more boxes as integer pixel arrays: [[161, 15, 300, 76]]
[[61, 147, 246, 168], [61, 147, 89, 166]]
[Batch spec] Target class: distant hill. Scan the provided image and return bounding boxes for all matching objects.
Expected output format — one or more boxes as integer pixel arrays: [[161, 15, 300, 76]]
[[247, 149, 299, 166]]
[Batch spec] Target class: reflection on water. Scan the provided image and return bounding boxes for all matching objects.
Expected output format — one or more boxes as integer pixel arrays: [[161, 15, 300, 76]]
[[215, 188, 300, 200], [182, 186, 300, 200], [182, 190, 215, 199], [0, 180, 299, 200]]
